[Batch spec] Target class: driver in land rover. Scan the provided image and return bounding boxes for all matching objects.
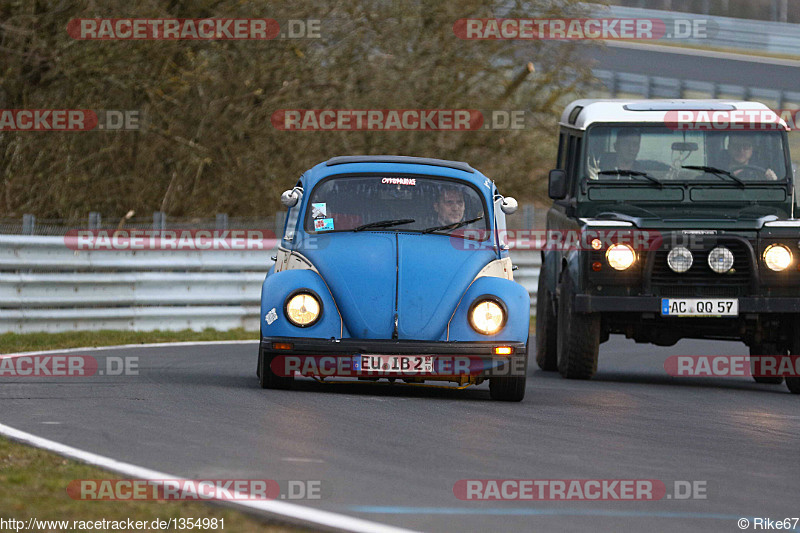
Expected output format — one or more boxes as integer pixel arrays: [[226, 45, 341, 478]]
[[718, 133, 779, 180]]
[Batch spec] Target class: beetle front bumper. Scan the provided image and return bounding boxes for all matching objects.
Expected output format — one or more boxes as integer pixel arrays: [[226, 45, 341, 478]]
[[260, 336, 528, 381]]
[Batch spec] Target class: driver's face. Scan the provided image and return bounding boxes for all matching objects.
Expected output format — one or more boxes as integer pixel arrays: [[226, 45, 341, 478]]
[[434, 189, 465, 225], [615, 135, 641, 161], [729, 140, 753, 164]]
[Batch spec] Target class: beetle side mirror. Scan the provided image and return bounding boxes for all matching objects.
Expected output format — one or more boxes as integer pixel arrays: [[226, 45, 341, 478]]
[[500, 196, 518, 215], [548, 169, 568, 200], [281, 189, 301, 207]]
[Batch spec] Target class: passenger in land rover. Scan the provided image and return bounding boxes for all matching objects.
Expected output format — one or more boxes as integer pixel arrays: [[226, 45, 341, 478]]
[[587, 127, 787, 183]]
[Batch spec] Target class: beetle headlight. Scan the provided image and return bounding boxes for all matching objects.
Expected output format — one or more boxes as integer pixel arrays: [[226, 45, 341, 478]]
[[763, 244, 792, 272], [606, 244, 636, 270], [708, 246, 734, 274], [285, 291, 322, 327], [469, 298, 506, 335]]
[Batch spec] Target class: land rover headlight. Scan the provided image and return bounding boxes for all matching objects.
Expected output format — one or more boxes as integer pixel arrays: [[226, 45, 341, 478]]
[[667, 246, 693, 273], [285, 291, 322, 327], [708, 246, 734, 274], [763, 244, 792, 272], [469, 298, 506, 335], [606, 244, 636, 270]]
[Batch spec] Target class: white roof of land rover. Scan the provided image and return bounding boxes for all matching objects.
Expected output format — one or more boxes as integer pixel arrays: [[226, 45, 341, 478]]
[[560, 99, 787, 130]]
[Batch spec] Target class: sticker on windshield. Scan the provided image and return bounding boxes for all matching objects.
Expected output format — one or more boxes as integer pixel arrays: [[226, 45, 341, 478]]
[[314, 218, 334, 231], [381, 177, 416, 186], [311, 202, 327, 219]]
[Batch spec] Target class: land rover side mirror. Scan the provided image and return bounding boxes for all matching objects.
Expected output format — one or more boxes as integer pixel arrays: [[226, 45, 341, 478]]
[[549, 169, 568, 200]]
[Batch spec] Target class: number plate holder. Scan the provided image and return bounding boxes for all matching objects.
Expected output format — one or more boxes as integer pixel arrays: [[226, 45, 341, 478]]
[[661, 298, 738, 317]]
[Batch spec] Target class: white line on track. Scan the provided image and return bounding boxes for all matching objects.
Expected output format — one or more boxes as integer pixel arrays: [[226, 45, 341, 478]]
[[0, 422, 415, 533], [0, 340, 418, 532]]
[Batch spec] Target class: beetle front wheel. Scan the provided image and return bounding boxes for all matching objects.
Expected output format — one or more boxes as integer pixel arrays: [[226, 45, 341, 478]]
[[258, 345, 294, 390], [489, 337, 528, 401]]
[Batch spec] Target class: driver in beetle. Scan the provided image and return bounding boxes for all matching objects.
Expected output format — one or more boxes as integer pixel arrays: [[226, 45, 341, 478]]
[[720, 134, 778, 180], [433, 186, 466, 226]]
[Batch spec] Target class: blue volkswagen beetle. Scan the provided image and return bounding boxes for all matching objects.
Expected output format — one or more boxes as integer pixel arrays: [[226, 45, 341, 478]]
[[257, 155, 530, 401]]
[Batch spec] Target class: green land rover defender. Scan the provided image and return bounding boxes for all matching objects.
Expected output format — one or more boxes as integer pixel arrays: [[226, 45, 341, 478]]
[[537, 99, 800, 394]]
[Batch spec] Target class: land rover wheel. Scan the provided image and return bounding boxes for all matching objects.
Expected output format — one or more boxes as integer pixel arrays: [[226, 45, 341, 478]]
[[556, 270, 600, 379], [490, 337, 529, 402], [749, 344, 784, 385], [535, 264, 558, 371]]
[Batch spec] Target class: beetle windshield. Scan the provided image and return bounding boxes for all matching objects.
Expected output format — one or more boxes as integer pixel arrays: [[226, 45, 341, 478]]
[[304, 175, 489, 237], [585, 126, 788, 183]]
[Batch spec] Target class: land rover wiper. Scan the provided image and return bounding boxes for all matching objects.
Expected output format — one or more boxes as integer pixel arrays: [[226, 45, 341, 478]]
[[422, 215, 483, 234], [597, 169, 663, 188], [681, 165, 745, 188], [353, 219, 415, 232]]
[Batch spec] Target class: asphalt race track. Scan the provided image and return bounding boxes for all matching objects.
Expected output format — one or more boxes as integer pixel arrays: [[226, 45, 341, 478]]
[[1, 337, 798, 533], [586, 42, 800, 93]]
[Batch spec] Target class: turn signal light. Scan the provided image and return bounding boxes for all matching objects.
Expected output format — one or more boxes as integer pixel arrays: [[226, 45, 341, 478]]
[[494, 346, 513, 355], [272, 342, 294, 350]]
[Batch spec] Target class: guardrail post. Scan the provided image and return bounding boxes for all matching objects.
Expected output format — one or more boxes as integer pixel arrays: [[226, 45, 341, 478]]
[[608, 72, 617, 98], [88, 212, 101, 230], [216, 213, 228, 230], [523, 204, 535, 231], [22, 214, 35, 235], [275, 211, 286, 234], [153, 211, 166, 231]]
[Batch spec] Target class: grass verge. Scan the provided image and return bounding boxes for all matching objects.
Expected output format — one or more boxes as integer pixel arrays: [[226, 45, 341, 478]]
[[0, 328, 257, 354], [0, 436, 305, 532], [0, 328, 308, 532]]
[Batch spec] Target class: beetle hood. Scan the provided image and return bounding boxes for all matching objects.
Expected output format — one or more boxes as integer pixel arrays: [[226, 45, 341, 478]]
[[299, 232, 496, 340]]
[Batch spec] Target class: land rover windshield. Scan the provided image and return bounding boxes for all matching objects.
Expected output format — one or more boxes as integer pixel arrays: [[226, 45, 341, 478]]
[[585, 126, 788, 184]]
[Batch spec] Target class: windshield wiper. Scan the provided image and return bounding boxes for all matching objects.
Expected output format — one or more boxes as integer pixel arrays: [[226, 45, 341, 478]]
[[422, 215, 483, 234], [597, 169, 663, 188], [681, 165, 745, 188], [353, 219, 415, 232]]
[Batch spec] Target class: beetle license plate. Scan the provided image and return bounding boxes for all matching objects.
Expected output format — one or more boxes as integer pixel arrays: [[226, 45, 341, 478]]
[[354, 355, 434, 373], [661, 298, 738, 317]]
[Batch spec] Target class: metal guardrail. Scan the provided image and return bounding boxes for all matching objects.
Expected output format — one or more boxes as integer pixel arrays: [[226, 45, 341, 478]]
[[599, 4, 800, 56], [594, 69, 800, 109], [0, 235, 540, 333]]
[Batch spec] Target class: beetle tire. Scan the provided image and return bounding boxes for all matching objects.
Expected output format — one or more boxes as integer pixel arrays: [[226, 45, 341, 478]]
[[489, 337, 529, 401], [749, 343, 784, 385], [535, 265, 558, 372], [556, 270, 600, 379], [258, 346, 294, 390]]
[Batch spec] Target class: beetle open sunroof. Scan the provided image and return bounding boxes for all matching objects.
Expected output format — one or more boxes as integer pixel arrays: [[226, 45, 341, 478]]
[[325, 155, 475, 173]]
